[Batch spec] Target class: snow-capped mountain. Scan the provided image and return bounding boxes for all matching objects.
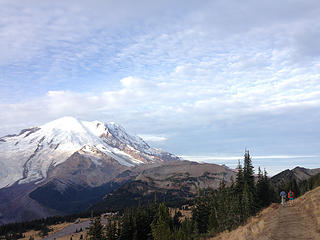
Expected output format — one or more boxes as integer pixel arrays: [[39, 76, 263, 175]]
[[0, 117, 178, 189]]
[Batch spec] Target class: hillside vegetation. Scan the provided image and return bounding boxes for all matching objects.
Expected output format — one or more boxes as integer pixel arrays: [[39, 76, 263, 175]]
[[210, 185, 320, 240], [1, 151, 320, 240]]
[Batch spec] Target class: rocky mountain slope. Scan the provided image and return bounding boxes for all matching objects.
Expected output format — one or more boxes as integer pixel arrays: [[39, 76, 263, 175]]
[[271, 166, 320, 187], [210, 186, 320, 240], [92, 160, 236, 211], [0, 117, 177, 189], [0, 117, 178, 224]]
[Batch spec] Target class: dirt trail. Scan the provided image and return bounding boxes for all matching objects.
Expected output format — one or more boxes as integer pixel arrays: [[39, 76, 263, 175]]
[[269, 204, 313, 240], [211, 186, 320, 240]]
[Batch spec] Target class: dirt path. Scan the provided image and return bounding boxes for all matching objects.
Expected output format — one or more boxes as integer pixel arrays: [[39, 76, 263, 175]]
[[268, 204, 314, 240], [211, 187, 320, 240]]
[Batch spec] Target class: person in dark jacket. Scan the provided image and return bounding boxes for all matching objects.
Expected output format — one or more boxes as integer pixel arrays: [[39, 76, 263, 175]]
[[280, 191, 287, 206]]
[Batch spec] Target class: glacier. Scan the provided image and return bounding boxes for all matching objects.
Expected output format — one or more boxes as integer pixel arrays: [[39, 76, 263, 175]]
[[0, 117, 171, 189]]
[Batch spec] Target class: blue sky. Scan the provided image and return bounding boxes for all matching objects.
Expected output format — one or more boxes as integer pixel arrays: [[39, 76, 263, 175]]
[[1, 0, 320, 175]]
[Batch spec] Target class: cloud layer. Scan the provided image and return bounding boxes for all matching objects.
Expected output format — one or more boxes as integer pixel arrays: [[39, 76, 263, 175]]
[[1, 0, 320, 173]]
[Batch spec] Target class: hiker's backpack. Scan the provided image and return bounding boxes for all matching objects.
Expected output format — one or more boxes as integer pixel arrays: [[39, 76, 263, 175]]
[[288, 191, 294, 198]]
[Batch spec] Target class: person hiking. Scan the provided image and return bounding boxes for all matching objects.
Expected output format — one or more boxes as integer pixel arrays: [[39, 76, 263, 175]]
[[280, 191, 286, 206], [288, 190, 294, 206]]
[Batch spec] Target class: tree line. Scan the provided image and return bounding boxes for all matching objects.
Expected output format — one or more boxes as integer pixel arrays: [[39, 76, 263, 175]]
[[2, 151, 320, 239], [86, 150, 275, 239]]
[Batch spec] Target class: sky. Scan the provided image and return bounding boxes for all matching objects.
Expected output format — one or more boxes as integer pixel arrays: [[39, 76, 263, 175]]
[[0, 0, 320, 175]]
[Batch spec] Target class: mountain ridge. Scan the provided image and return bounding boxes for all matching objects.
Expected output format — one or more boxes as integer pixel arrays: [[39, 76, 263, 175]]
[[0, 117, 179, 224], [0, 116, 178, 189], [271, 166, 320, 187]]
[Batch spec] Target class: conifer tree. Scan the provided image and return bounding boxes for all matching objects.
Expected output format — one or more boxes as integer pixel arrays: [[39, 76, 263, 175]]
[[241, 182, 251, 221], [105, 217, 118, 240], [119, 209, 135, 240], [243, 150, 255, 191], [87, 216, 104, 240], [134, 205, 152, 240], [235, 160, 244, 223], [256, 167, 265, 209], [242, 150, 256, 215], [151, 203, 171, 240], [180, 218, 194, 240], [192, 192, 210, 234]]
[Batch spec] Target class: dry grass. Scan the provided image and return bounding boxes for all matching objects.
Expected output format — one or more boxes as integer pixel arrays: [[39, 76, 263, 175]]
[[20, 218, 90, 240], [209, 186, 320, 240]]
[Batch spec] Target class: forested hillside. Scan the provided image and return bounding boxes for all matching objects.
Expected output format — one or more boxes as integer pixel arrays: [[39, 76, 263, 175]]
[[1, 151, 320, 240]]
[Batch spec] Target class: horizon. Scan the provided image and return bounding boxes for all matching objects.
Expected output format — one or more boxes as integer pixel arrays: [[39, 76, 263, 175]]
[[1, 115, 318, 176], [1, 0, 319, 175]]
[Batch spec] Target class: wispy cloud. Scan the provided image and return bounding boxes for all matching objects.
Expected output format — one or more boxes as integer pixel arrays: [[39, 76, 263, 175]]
[[138, 134, 168, 142], [0, 0, 320, 167]]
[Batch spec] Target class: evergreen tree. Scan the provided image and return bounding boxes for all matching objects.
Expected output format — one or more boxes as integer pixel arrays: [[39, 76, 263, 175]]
[[180, 218, 194, 240], [235, 160, 244, 193], [172, 211, 181, 230], [242, 150, 256, 215], [227, 182, 241, 229], [256, 167, 265, 209], [87, 216, 104, 240], [151, 203, 171, 240], [134, 205, 153, 240], [243, 150, 255, 191], [235, 160, 244, 223], [39, 224, 50, 237], [241, 182, 251, 221], [105, 217, 118, 240], [119, 209, 135, 240], [192, 191, 210, 234]]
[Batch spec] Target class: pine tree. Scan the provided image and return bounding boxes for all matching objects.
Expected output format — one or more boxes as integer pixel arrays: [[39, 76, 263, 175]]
[[87, 216, 104, 240], [242, 150, 256, 215], [243, 150, 255, 191], [119, 209, 135, 240], [134, 205, 152, 240], [151, 203, 172, 240], [235, 160, 244, 223], [192, 192, 210, 234], [180, 218, 194, 240], [39, 224, 50, 237], [105, 217, 118, 240], [216, 180, 228, 231], [241, 182, 251, 221], [256, 167, 265, 209]]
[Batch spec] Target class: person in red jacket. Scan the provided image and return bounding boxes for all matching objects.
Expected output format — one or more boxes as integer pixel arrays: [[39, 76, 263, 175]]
[[288, 190, 294, 206]]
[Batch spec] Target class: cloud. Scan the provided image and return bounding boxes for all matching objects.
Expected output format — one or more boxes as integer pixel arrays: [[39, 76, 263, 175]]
[[138, 134, 168, 142], [180, 155, 320, 176], [0, 0, 320, 163]]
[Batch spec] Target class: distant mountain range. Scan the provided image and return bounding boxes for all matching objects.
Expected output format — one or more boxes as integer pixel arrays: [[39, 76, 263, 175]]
[[91, 160, 236, 212], [271, 166, 320, 186], [0, 117, 319, 225]]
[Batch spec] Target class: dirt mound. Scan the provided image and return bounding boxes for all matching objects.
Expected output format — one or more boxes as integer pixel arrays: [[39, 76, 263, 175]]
[[210, 186, 320, 240]]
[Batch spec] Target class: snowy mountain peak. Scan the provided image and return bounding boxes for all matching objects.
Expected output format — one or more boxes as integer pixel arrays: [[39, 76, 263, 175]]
[[0, 117, 178, 189]]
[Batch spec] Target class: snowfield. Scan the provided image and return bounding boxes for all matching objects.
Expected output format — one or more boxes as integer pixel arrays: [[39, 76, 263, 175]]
[[0, 117, 170, 189]]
